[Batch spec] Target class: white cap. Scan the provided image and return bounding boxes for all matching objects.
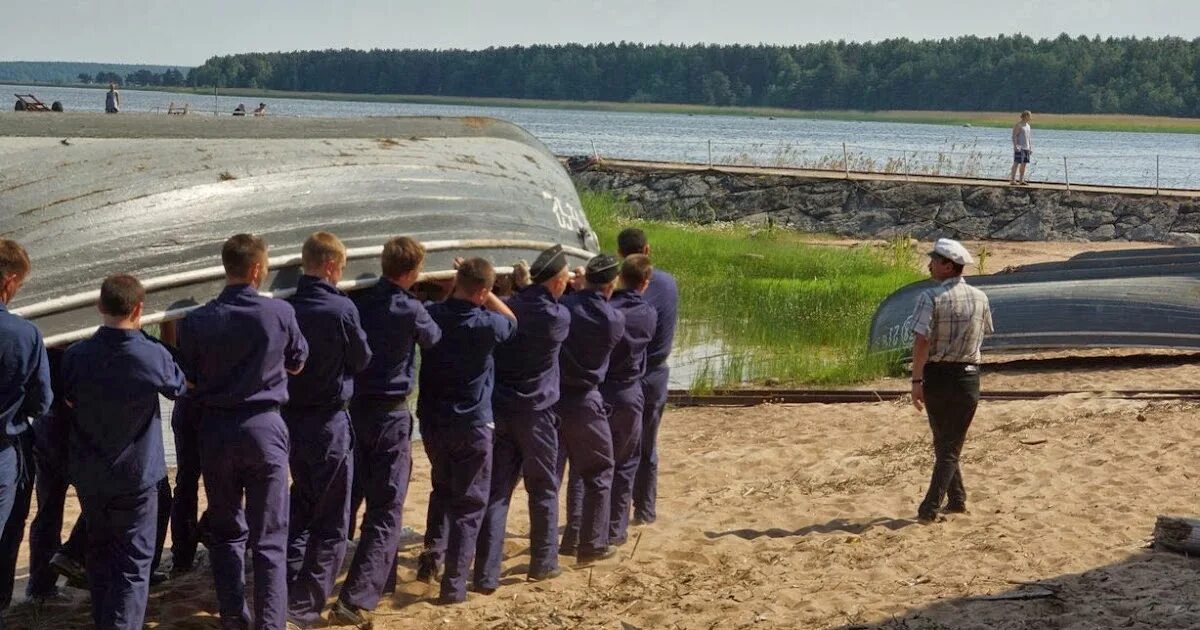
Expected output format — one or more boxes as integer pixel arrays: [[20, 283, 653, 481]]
[[929, 238, 975, 265]]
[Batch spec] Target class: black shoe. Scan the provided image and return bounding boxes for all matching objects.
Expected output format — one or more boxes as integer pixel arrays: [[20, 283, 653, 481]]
[[470, 583, 496, 595], [150, 570, 170, 586], [916, 513, 943, 525], [577, 545, 618, 564], [610, 535, 628, 547], [558, 540, 578, 557], [329, 600, 372, 629], [631, 515, 655, 526], [50, 552, 87, 588], [26, 590, 72, 608], [527, 567, 562, 582], [436, 592, 466, 606], [416, 552, 442, 583], [942, 503, 969, 514]]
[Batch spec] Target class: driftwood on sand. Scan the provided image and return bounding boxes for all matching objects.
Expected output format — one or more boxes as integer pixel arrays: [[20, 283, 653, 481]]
[[1153, 515, 1200, 554]]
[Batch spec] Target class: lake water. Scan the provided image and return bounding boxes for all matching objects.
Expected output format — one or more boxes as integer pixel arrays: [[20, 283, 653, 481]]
[[9, 84, 1200, 189], [10, 83, 1200, 463]]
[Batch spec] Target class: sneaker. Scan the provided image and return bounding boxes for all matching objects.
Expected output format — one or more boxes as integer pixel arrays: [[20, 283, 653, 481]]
[[527, 567, 562, 582], [329, 600, 371, 629], [576, 545, 618, 565], [50, 553, 87, 586], [415, 552, 441, 584]]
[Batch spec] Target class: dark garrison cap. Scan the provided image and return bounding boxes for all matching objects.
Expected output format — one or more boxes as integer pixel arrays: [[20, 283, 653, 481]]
[[584, 253, 620, 284], [530, 244, 567, 284]]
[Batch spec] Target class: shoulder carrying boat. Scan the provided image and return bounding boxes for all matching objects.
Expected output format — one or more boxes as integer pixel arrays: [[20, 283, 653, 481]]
[[0, 114, 598, 346]]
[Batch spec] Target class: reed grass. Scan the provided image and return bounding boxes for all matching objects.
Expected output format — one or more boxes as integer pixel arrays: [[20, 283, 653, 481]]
[[581, 190, 923, 388]]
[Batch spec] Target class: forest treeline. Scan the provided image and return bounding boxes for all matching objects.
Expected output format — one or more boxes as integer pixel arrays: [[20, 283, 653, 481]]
[[186, 35, 1200, 116]]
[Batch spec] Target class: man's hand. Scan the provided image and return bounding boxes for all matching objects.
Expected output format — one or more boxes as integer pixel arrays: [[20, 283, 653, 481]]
[[512, 260, 531, 289], [911, 382, 924, 411], [569, 266, 586, 292]]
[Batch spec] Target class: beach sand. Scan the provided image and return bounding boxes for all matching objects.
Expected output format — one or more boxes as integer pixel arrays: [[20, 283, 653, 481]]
[[11, 238, 1200, 629], [12, 395, 1200, 629]]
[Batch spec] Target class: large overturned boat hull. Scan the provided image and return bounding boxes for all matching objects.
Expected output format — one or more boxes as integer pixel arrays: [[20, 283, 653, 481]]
[[0, 114, 598, 345], [869, 254, 1200, 355]]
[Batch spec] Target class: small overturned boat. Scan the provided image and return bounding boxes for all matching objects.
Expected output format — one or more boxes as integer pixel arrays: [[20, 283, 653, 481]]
[[0, 114, 599, 346], [868, 246, 1200, 356]]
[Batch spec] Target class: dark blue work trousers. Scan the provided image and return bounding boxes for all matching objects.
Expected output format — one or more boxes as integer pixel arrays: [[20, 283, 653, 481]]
[[284, 407, 352, 625], [474, 408, 560, 590], [339, 400, 411, 611], [200, 408, 290, 630], [79, 484, 158, 630], [557, 392, 615, 556]]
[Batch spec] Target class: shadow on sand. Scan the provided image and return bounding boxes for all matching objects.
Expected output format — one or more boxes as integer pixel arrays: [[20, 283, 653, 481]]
[[832, 548, 1200, 629], [705, 516, 918, 540]]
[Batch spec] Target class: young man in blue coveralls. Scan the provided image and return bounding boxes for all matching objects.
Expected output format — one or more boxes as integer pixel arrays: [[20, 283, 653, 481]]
[[617, 229, 678, 526], [61, 274, 188, 629], [283, 233, 372, 628], [474, 245, 572, 593], [602, 255, 657, 546], [178, 234, 309, 630], [0, 240, 52, 630], [331, 237, 441, 627], [557, 254, 625, 564], [419, 257, 516, 604]]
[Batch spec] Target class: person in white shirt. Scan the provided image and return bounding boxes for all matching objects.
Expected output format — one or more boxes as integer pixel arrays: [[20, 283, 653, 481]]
[[1009, 110, 1033, 185]]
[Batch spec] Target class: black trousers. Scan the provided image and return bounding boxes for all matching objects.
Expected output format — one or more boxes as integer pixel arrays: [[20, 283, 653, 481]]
[[917, 362, 980, 518]]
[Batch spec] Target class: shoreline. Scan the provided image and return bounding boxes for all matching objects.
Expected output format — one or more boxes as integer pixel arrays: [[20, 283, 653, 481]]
[[8, 80, 1200, 134]]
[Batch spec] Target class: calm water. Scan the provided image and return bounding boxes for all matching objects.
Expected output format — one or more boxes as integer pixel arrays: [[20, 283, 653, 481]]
[[12, 83, 1200, 463], [10, 84, 1200, 189]]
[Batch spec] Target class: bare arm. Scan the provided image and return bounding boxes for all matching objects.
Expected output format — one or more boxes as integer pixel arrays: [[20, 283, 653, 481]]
[[483, 291, 517, 322], [910, 333, 929, 412]]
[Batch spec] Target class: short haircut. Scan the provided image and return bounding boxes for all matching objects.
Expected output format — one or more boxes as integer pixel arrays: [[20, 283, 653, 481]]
[[620, 254, 653, 288], [222, 234, 267, 278], [456, 257, 495, 294], [0, 240, 31, 279], [1021, 110, 1031, 119], [99, 274, 145, 317], [302, 231, 346, 270], [381, 237, 425, 278], [932, 253, 965, 276], [617, 228, 648, 257]]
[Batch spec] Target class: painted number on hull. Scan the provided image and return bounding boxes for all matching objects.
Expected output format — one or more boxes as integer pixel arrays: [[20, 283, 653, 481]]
[[543, 191, 586, 231]]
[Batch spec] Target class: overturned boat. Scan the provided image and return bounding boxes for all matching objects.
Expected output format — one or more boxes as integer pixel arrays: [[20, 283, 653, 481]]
[[0, 114, 598, 346], [868, 246, 1200, 356]]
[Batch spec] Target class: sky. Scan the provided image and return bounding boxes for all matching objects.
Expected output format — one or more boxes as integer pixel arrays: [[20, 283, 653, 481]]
[[1, 0, 1195, 66]]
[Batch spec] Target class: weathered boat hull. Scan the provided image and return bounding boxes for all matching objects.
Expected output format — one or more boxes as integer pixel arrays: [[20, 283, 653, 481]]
[[869, 260, 1200, 355], [0, 114, 598, 345]]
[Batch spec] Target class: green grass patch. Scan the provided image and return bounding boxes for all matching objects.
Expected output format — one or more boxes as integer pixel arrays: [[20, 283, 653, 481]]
[[581, 190, 923, 388]]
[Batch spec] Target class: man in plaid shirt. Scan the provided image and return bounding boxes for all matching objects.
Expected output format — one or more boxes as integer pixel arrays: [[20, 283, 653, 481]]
[[909, 238, 993, 524]]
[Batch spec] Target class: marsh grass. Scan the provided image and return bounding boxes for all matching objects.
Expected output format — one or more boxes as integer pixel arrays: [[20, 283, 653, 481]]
[[582, 190, 922, 387]]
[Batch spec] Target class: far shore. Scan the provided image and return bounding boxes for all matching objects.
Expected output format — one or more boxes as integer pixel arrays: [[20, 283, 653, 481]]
[[8, 80, 1200, 134]]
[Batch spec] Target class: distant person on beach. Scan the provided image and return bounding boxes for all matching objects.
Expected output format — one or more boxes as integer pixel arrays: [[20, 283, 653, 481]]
[[253, 103, 268, 117], [232, 104, 246, 117], [1009, 110, 1032, 185], [105, 83, 120, 113], [61, 274, 187, 629], [909, 238, 993, 525]]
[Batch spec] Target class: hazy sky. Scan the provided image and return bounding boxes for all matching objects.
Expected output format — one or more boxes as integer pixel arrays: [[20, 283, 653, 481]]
[[2, 0, 1194, 66]]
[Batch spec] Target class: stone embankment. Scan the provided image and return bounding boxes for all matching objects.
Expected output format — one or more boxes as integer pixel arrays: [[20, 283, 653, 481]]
[[572, 161, 1200, 243]]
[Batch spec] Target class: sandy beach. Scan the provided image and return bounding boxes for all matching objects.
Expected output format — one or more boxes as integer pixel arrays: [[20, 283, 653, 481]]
[[10, 238, 1200, 629]]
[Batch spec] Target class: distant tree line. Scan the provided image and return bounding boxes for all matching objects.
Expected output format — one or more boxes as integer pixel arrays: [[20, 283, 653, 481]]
[[77, 68, 186, 87], [188, 35, 1200, 116], [0, 61, 187, 85]]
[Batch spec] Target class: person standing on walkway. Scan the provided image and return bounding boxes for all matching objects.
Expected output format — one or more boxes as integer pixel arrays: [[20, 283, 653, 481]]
[[178, 234, 309, 630], [617, 229, 678, 527], [1009, 110, 1033, 185], [61, 274, 187, 630], [910, 238, 993, 524], [474, 245, 572, 593], [331, 237, 440, 627], [282, 232, 372, 629]]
